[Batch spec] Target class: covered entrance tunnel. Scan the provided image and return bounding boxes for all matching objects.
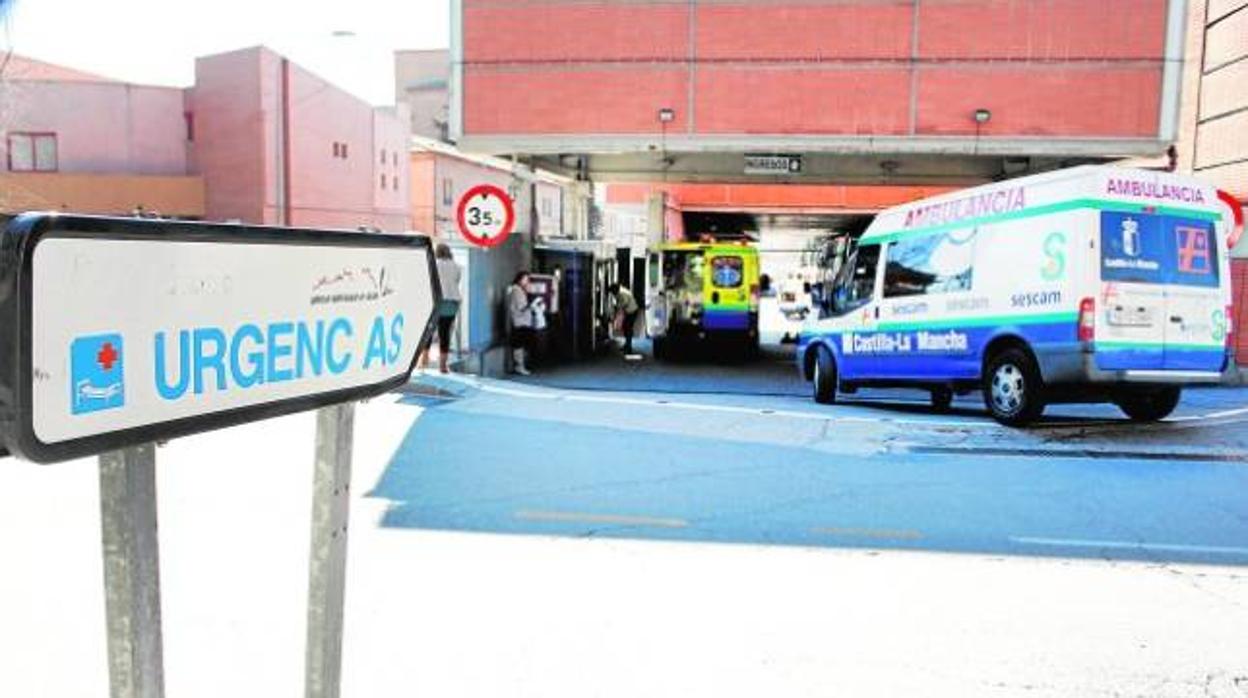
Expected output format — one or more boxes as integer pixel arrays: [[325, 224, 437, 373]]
[[518, 206, 875, 399]]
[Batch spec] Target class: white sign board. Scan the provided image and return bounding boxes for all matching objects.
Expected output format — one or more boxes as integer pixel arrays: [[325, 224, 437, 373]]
[[1, 215, 439, 462], [744, 154, 802, 176]]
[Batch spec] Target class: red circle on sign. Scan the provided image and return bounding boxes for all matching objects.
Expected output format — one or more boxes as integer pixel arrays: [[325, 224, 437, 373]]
[[456, 184, 516, 248]]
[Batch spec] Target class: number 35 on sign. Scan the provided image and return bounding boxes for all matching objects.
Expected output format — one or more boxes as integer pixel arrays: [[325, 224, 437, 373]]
[[456, 184, 516, 248]]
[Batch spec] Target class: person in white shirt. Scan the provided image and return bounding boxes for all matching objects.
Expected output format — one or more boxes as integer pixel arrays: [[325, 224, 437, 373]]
[[507, 271, 535, 375], [431, 243, 462, 373], [608, 283, 641, 355]]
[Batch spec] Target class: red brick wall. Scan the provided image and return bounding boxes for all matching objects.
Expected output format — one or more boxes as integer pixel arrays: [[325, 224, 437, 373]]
[[695, 2, 913, 60], [1233, 259, 1248, 365], [460, 0, 1173, 139], [605, 183, 958, 210], [918, 0, 1166, 59], [469, 0, 1234, 362], [916, 69, 1161, 137], [464, 68, 689, 134]]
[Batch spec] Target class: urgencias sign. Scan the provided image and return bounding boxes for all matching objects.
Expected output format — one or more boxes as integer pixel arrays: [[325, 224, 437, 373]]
[[0, 214, 439, 463]]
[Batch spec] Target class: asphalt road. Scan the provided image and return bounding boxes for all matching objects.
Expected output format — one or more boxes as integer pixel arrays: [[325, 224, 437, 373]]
[[370, 350, 1248, 566]]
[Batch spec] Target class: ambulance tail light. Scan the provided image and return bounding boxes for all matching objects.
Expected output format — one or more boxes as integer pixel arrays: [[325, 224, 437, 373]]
[[1226, 305, 1235, 350], [1078, 297, 1096, 343]]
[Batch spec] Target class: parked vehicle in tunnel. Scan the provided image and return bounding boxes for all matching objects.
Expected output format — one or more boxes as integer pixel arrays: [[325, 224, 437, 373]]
[[797, 166, 1241, 426], [647, 242, 761, 358]]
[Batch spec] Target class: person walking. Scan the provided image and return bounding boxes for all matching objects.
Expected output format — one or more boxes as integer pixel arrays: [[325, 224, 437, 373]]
[[432, 243, 462, 373], [507, 271, 535, 375], [608, 282, 641, 355]]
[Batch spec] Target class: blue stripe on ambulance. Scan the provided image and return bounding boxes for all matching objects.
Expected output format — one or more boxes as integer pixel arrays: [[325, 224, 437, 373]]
[[702, 308, 752, 331], [800, 316, 1077, 381]]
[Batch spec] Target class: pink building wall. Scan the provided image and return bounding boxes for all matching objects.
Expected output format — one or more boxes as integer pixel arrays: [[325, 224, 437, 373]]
[[372, 107, 411, 220], [4, 49, 411, 227], [192, 48, 266, 223], [429, 154, 531, 240], [1, 79, 190, 174], [194, 46, 410, 230]]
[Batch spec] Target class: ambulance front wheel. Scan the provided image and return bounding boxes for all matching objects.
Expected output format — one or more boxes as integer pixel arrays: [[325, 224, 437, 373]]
[[1115, 386, 1181, 422], [983, 348, 1046, 426], [813, 346, 838, 405]]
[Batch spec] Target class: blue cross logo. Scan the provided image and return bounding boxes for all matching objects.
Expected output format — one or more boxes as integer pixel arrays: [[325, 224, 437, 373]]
[[70, 333, 125, 415]]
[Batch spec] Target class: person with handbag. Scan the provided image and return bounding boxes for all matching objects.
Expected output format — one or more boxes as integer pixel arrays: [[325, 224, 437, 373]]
[[507, 271, 535, 375]]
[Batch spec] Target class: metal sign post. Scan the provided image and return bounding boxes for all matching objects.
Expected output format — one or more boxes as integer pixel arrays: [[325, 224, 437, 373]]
[[305, 402, 355, 698], [98, 443, 165, 698]]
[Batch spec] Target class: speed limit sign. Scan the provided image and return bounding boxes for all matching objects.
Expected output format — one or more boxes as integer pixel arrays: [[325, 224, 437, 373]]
[[456, 184, 516, 248]]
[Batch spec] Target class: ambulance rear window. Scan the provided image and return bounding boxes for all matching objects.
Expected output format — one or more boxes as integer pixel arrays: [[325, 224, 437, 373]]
[[1100, 211, 1218, 288], [711, 256, 744, 288]]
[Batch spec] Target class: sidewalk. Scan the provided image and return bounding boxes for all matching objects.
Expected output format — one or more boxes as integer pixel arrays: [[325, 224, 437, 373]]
[[1, 396, 1246, 697]]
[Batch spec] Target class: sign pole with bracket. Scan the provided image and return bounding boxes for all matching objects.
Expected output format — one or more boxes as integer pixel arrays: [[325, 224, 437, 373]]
[[98, 442, 165, 698], [304, 402, 355, 698]]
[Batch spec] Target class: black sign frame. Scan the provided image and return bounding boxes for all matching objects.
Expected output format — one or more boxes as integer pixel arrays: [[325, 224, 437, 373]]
[[0, 213, 441, 464]]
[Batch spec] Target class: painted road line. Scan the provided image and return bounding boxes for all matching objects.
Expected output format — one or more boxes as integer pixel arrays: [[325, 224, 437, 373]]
[[1010, 536, 1248, 557], [425, 374, 1248, 429], [515, 509, 689, 529], [430, 373, 996, 430], [1169, 405, 1248, 422], [905, 445, 1248, 463], [813, 526, 924, 541]]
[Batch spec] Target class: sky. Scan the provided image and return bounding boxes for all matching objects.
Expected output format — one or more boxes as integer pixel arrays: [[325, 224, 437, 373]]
[[2, 0, 449, 105]]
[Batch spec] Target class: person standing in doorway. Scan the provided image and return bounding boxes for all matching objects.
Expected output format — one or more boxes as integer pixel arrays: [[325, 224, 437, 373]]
[[432, 243, 462, 373], [507, 271, 535, 375], [608, 282, 641, 355]]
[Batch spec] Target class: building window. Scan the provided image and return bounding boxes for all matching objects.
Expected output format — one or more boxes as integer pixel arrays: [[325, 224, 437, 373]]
[[381, 173, 387, 190], [341, 143, 348, 159], [393, 176, 399, 191], [183, 112, 195, 142], [441, 178, 453, 206], [380, 149, 386, 165], [392, 152, 398, 167], [7, 132, 58, 172], [332, 142, 340, 158]]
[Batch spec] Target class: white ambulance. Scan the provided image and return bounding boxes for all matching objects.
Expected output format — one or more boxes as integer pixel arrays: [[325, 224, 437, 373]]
[[797, 166, 1242, 426]]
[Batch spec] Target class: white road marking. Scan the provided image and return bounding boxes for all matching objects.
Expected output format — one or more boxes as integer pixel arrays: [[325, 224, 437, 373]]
[[813, 526, 924, 541], [1010, 536, 1248, 557], [431, 373, 995, 429], [1169, 405, 1248, 422], [515, 509, 688, 529], [428, 372, 1248, 428]]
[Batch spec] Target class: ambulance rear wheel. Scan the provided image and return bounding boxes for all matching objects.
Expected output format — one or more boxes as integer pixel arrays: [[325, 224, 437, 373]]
[[930, 387, 954, 412], [813, 346, 837, 405], [1115, 387, 1181, 422], [983, 348, 1046, 426]]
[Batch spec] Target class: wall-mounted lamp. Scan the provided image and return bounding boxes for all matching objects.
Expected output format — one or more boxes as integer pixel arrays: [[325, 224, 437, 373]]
[[973, 108, 992, 125], [657, 108, 676, 124]]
